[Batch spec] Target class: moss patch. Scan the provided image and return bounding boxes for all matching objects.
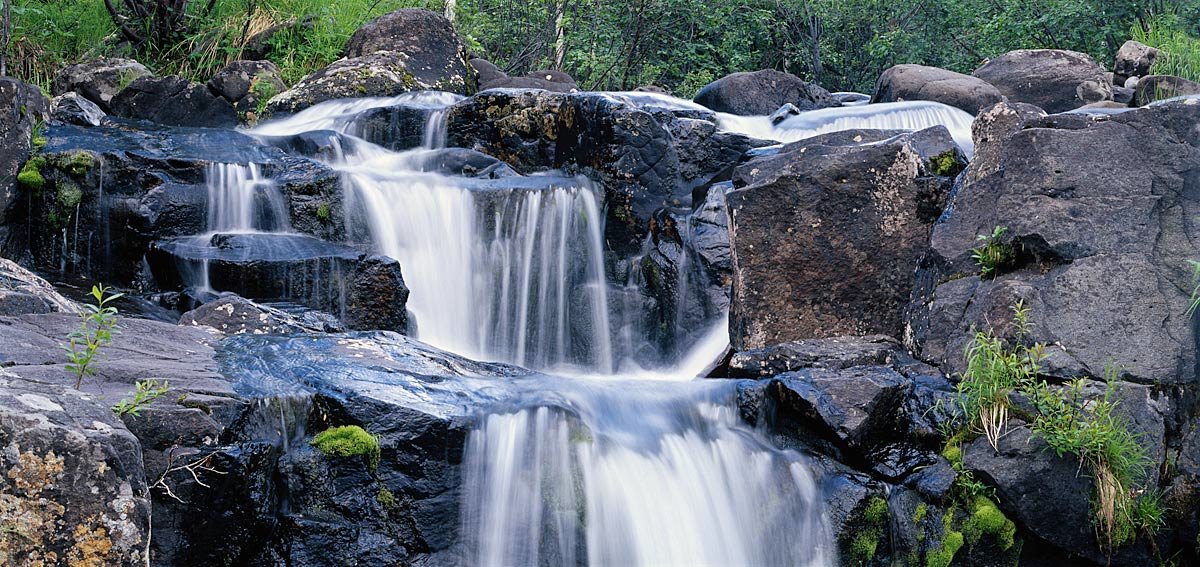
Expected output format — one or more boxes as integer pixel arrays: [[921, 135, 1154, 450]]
[[17, 156, 46, 191], [848, 496, 890, 565], [930, 150, 961, 177], [316, 202, 331, 221], [926, 530, 964, 567], [963, 496, 1016, 551], [376, 487, 396, 510], [310, 425, 380, 471]]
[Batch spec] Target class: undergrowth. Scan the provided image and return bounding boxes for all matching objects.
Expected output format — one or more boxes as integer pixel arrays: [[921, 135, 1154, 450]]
[[970, 226, 1014, 279], [1132, 12, 1200, 83]]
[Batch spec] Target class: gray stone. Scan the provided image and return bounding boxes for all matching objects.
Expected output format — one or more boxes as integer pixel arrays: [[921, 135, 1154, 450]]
[[52, 57, 151, 111], [973, 49, 1113, 113], [110, 75, 238, 128], [1133, 74, 1200, 106], [50, 92, 106, 126], [873, 64, 1004, 115], [1113, 40, 1159, 83], [693, 69, 836, 116], [0, 258, 78, 316]]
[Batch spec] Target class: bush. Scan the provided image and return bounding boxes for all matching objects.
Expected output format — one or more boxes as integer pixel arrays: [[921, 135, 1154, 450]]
[[310, 425, 381, 470], [63, 283, 123, 389]]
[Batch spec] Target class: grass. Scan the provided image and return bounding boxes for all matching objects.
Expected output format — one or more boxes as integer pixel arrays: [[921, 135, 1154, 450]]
[[956, 301, 1044, 449], [310, 425, 381, 471], [1131, 12, 1200, 83]]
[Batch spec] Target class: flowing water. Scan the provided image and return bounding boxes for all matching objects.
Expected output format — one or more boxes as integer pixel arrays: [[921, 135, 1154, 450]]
[[239, 92, 978, 566]]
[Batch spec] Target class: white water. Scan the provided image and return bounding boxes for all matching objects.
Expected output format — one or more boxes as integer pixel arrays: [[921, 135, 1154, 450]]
[[205, 162, 290, 233]]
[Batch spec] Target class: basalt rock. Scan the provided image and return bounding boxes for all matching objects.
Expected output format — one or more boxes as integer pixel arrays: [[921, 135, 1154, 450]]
[[693, 69, 836, 116], [0, 78, 49, 252], [872, 64, 1003, 115], [343, 8, 475, 94], [0, 257, 78, 316], [207, 60, 287, 117], [52, 57, 152, 111], [265, 52, 442, 117], [110, 75, 238, 128], [726, 127, 963, 350], [1133, 75, 1200, 106], [180, 294, 342, 335], [972, 49, 1112, 113], [1113, 40, 1159, 85], [50, 92, 106, 127]]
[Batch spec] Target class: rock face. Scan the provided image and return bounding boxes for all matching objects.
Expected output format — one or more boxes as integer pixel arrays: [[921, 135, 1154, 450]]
[[907, 98, 1200, 385], [1113, 40, 1159, 84], [0, 78, 49, 251], [110, 75, 238, 128], [973, 49, 1113, 113], [52, 57, 152, 111], [180, 294, 342, 335], [343, 8, 475, 94], [50, 92, 106, 127], [726, 127, 963, 350], [1133, 74, 1200, 106], [264, 52, 436, 117], [693, 69, 836, 116], [872, 64, 1004, 115], [0, 257, 78, 315], [207, 60, 287, 116], [0, 370, 152, 567]]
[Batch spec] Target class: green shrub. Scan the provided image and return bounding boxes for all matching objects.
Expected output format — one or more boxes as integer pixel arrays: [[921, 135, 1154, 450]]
[[113, 380, 170, 417], [64, 284, 123, 390], [315, 202, 331, 221], [956, 301, 1044, 449], [310, 425, 381, 470], [970, 226, 1014, 279]]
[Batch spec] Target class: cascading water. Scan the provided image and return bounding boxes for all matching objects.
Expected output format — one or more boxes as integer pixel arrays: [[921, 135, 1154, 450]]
[[205, 162, 290, 233]]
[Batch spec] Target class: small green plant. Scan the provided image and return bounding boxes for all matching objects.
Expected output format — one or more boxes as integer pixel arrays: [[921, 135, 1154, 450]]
[[926, 530, 964, 567], [315, 202, 331, 221], [848, 496, 889, 564], [957, 301, 1045, 449], [63, 284, 123, 390], [970, 226, 1014, 279], [930, 150, 960, 176], [113, 380, 170, 417], [1185, 259, 1200, 317], [310, 425, 380, 471], [16, 156, 46, 191], [377, 486, 396, 509], [962, 496, 1016, 550], [250, 73, 280, 118], [31, 120, 47, 151]]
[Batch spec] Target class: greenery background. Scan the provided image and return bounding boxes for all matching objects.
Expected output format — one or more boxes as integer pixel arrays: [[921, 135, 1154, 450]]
[[7, 0, 1200, 97]]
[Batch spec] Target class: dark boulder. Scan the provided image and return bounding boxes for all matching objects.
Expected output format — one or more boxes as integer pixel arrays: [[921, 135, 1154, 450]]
[[726, 127, 962, 350], [481, 75, 579, 92], [872, 64, 1003, 115], [972, 49, 1112, 113], [468, 58, 506, 84], [766, 366, 910, 454], [265, 51, 465, 117], [50, 92, 106, 127], [1113, 40, 1159, 84], [1133, 75, 1200, 106], [0, 78, 49, 250], [693, 69, 836, 116], [907, 98, 1200, 385], [343, 8, 475, 96], [207, 60, 287, 117], [727, 335, 902, 378], [180, 294, 343, 334], [0, 370, 152, 566], [52, 57, 151, 111], [110, 75, 238, 128], [0, 257, 78, 315], [344, 255, 410, 333]]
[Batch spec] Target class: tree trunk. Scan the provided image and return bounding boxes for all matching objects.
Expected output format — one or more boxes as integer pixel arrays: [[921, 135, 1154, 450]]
[[444, 0, 456, 23], [553, 0, 566, 70], [1, 0, 10, 77]]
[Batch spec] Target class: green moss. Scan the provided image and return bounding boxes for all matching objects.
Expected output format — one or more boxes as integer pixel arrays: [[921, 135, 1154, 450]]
[[846, 496, 890, 564], [913, 503, 928, 524], [864, 496, 889, 525], [926, 530, 964, 567], [850, 531, 879, 564], [57, 181, 82, 211], [316, 202, 331, 221], [17, 157, 45, 191], [963, 496, 1015, 550], [310, 425, 380, 471], [55, 151, 95, 176], [941, 443, 962, 468], [377, 487, 396, 509], [930, 150, 961, 177]]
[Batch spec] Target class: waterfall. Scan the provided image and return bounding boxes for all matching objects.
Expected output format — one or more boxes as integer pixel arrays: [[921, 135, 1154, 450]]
[[205, 162, 290, 233]]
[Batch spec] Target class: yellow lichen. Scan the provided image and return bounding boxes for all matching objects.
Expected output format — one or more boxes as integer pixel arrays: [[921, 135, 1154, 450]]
[[66, 524, 112, 567]]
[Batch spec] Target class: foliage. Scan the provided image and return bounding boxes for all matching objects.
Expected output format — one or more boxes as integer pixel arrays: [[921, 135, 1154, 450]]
[[249, 71, 278, 118], [927, 510, 964, 567], [1186, 259, 1200, 317], [113, 380, 170, 417], [930, 151, 960, 177], [1131, 11, 1200, 83], [956, 300, 1044, 448], [310, 425, 381, 470], [848, 495, 889, 564], [63, 283, 123, 390], [377, 486, 396, 509], [970, 226, 1014, 279]]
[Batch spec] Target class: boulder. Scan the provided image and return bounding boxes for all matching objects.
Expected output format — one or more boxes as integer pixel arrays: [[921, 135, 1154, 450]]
[[343, 255, 410, 333], [973, 49, 1113, 113], [693, 69, 836, 116], [265, 51, 463, 117], [481, 75, 578, 92], [343, 8, 475, 96], [468, 58, 506, 84], [52, 57, 151, 111], [0, 78, 49, 250], [110, 75, 238, 128], [727, 335, 902, 377], [180, 294, 342, 334], [872, 64, 1004, 115], [726, 127, 963, 350], [0, 258, 78, 315], [1113, 40, 1159, 84], [907, 98, 1200, 386], [50, 92, 106, 127], [1133, 74, 1200, 106], [207, 60, 287, 116], [0, 370, 152, 566], [766, 366, 910, 454]]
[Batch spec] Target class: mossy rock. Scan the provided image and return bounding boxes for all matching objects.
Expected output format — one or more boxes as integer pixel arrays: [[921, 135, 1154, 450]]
[[310, 425, 381, 471], [17, 156, 46, 191]]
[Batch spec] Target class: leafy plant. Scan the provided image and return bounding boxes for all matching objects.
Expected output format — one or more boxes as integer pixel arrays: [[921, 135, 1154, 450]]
[[250, 71, 279, 118], [63, 283, 123, 390], [956, 301, 1045, 449], [113, 379, 170, 417], [1186, 259, 1200, 317], [970, 226, 1014, 279]]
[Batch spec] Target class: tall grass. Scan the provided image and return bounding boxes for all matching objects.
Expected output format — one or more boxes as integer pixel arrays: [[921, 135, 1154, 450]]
[[1131, 12, 1200, 82]]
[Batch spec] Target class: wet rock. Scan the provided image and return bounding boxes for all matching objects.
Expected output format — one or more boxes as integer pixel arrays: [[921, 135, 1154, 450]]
[[468, 58, 506, 84], [0, 370, 151, 566], [110, 75, 238, 128], [728, 335, 902, 377], [1112, 85, 1135, 105], [1133, 75, 1200, 106], [344, 255, 410, 333], [52, 57, 152, 111], [50, 92, 106, 126], [727, 127, 962, 350], [693, 69, 836, 116], [663, 116, 763, 190], [180, 294, 341, 334], [972, 49, 1112, 113], [274, 155, 346, 242], [481, 74, 579, 92], [0, 257, 78, 315], [0, 78, 49, 252], [343, 8, 475, 94], [401, 148, 519, 178], [207, 60, 287, 116], [872, 64, 1004, 115], [766, 366, 910, 454], [339, 93, 465, 151], [1113, 40, 1159, 84], [265, 52, 449, 117], [907, 98, 1200, 385]]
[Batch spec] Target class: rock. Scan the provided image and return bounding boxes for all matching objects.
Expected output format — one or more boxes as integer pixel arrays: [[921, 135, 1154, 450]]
[[273, 155, 346, 242], [179, 294, 341, 334], [693, 69, 836, 116], [0, 78, 49, 251], [1112, 85, 1135, 105], [907, 98, 1200, 385], [1113, 40, 1159, 84], [872, 64, 1004, 115], [973, 49, 1113, 113], [766, 366, 910, 453], [52, 57, 151, 111], [727, 335, 902, 377], [769, 103, 801, 125], [726, 127, 963, 350], [50, 92, 106, 126], [0, 370, 152, 566], [1133, 74, 1200, 106], [527, 69, 576, 85], [337, 93, 466, 151], [207, 60, 287, 116], [342, 8, 475, 92], [344, 255, 410, 333], [468, 58, 506, 84], [110, 75, 238, 128], [481, 75, 579, 92], [265, 51, 460, 117], [1125, 75, 1140, 89], [663, 116, 763, 190], [0, 258, 78, 315]]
